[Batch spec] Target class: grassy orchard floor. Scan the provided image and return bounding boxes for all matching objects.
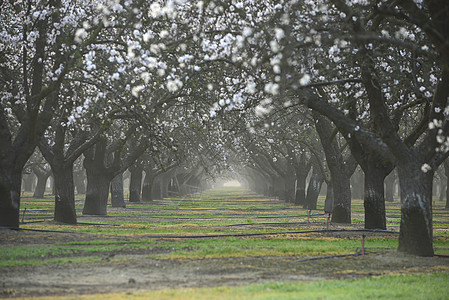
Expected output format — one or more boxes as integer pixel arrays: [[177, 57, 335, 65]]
[[1, 188, 449, 299]]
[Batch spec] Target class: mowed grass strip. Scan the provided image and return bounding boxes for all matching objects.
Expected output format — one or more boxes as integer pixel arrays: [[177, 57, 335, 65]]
[[26, 272, 449, 300]]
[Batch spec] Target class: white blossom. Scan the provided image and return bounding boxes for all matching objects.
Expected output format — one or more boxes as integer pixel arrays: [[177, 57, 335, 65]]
[[421, 163, 432, 173], [299, 74, 311, 86]]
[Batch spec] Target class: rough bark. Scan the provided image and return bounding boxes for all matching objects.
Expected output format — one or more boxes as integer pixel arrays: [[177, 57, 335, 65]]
[[331, 170, 352, 223], [83, 171, 110, 215], [364, 166, 388, 229], [397, 164, 434, 256]]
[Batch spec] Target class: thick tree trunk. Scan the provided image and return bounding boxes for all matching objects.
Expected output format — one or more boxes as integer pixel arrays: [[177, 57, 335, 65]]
[[83, 172, 110, 215], [33, 172, 49, 198], [53, 165, 77, 224], [331, 172, 352, 223], [364, 167, 387, 229], [305, 167, 323, 210], [129, 165, 143, 202], [0, 168, 21, 227], [397, 165, 434, 256], [110, 173, 125, 208]]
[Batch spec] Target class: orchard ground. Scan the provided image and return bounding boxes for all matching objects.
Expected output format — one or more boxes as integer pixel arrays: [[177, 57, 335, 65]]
[[1, 187, 449, 299]]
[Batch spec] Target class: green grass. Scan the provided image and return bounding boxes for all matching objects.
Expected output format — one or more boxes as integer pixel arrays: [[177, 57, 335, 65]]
[[0, 242, 159, 267], [10, 187, 449, 266], [148, 236, 399, 259], [62, 272, 449, 299]]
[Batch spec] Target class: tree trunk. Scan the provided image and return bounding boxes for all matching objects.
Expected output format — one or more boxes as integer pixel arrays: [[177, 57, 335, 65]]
[[294, 168, 307, 206], [142, 173, 155, 202], [331, 171, 352, 223], [53, 165, 77, 224], [110, 173, 125, 207], [364, 167, 387, 229], [153, 177, 162, 200], [438, 175, 446, 202], [0, 167, 21, 227], [444, 161, 449, 209], [129, 165, 143, 202], [324, 182, 334, 213], [397, 164, 434, 256], [23, 173, 34, 192], [305, 166, 323, 210], [83, 172, 110, 215], [283, 175, 296, 203], [160, 176, 169, 199], [385, 171, 395, 202], [73, 171, 86, 194], [33, 172, 50, 198]]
